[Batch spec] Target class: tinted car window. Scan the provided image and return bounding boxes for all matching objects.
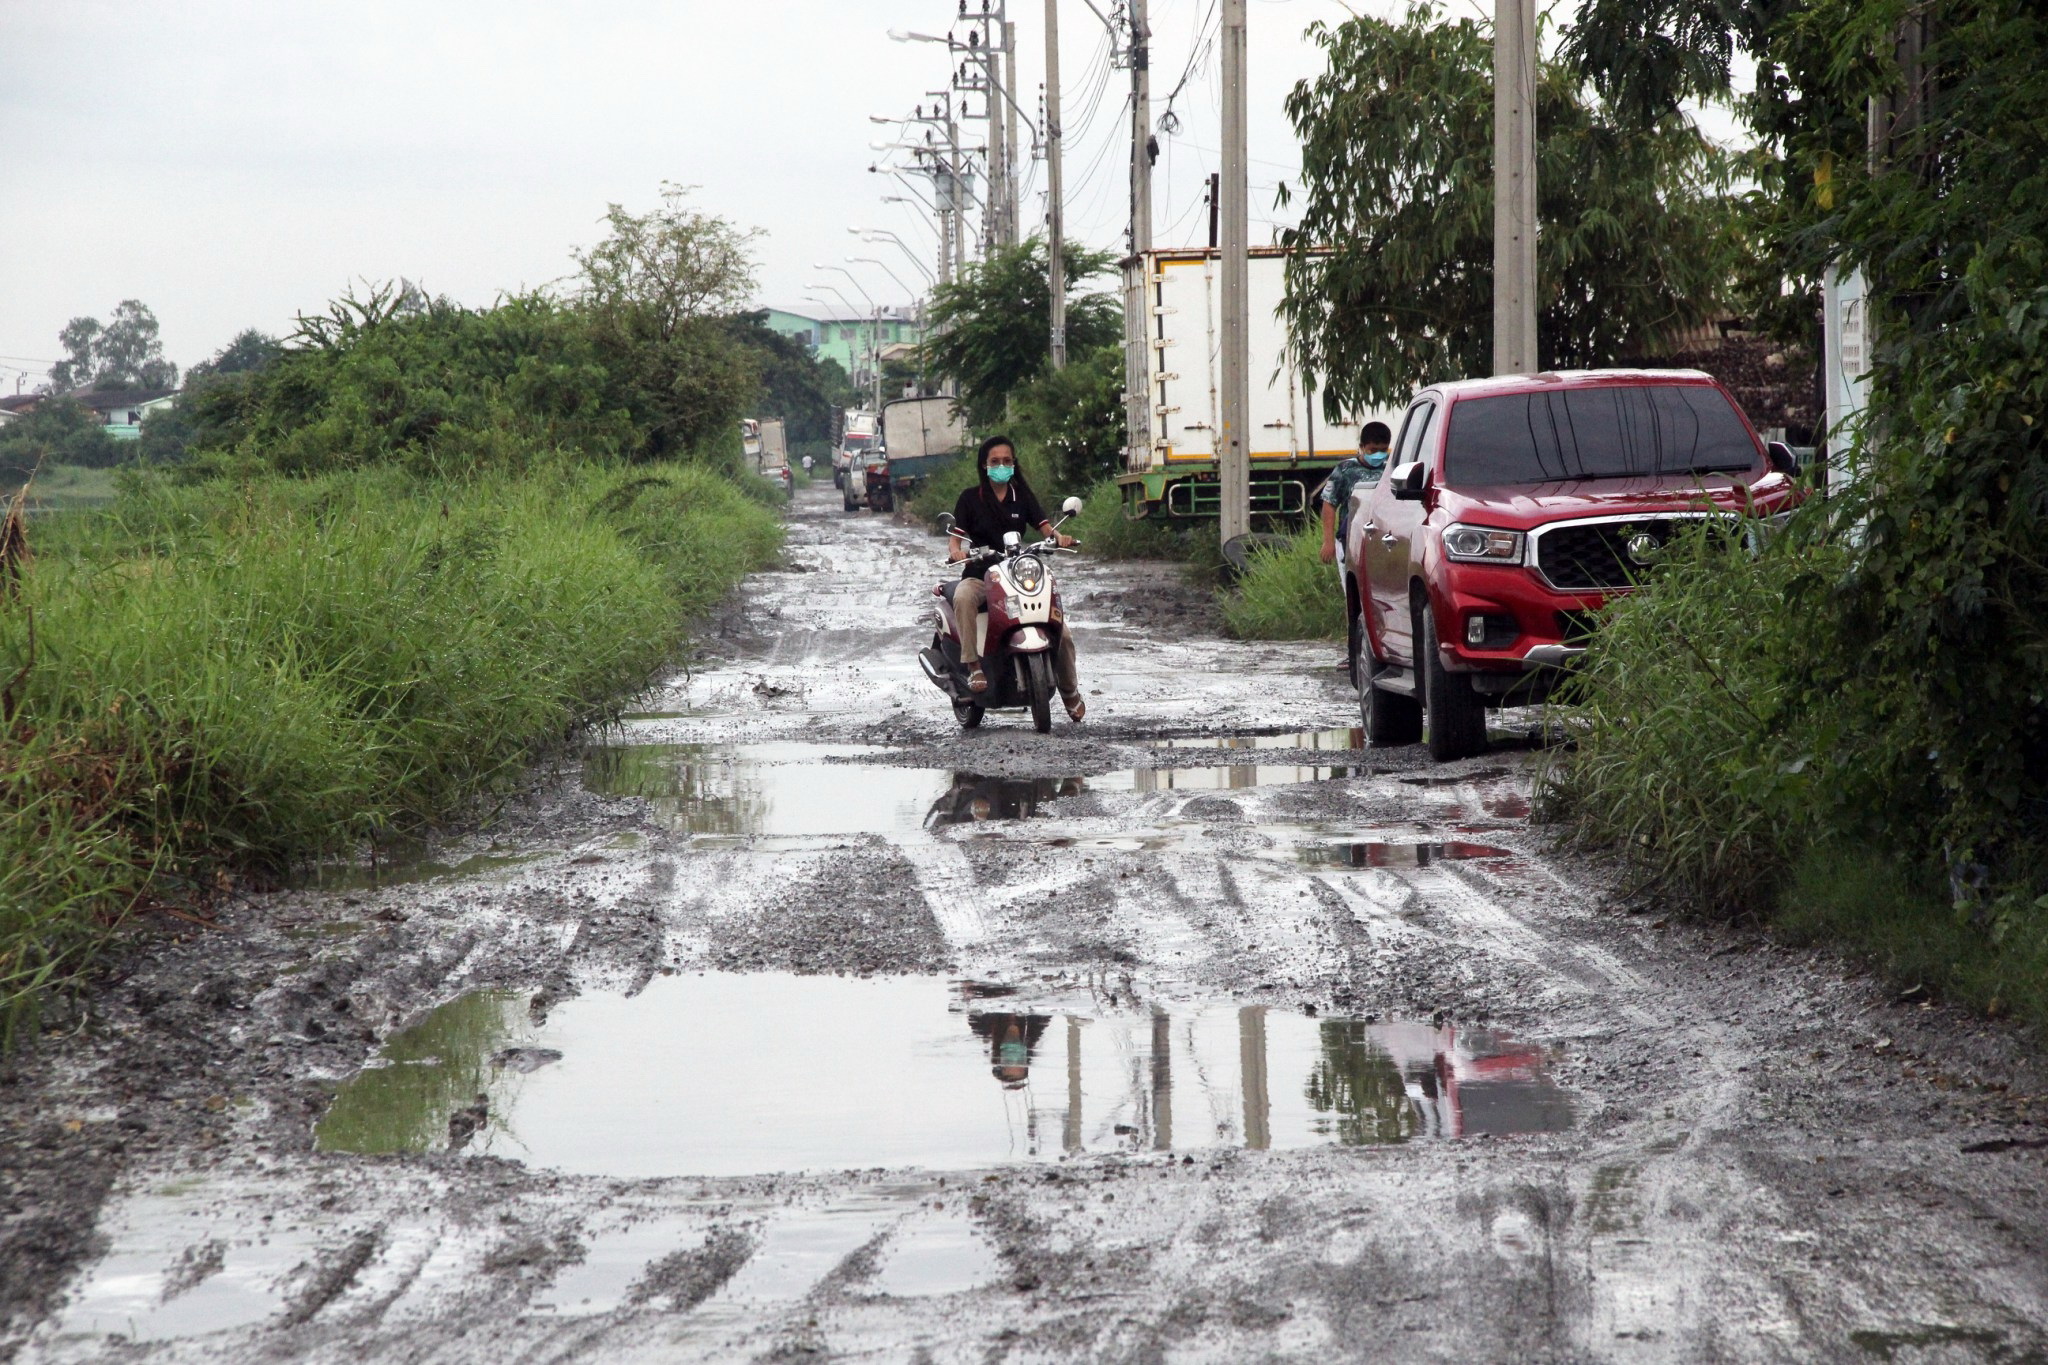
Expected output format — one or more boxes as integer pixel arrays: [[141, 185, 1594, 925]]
[[1444, 385, 1759, 485], [1392, 401, 1435, 469]]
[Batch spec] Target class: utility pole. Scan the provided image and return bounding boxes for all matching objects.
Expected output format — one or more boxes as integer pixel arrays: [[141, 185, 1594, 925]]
[[1003, 17, 1021, 246], [1217, 0, 1250, 545], [1128, 0, 1153, 256], [1040, 0, 1073, 368], [1491, 0, 1537, 375], [977, 24, 1006, 255], [1044, 0, 1066, 369]]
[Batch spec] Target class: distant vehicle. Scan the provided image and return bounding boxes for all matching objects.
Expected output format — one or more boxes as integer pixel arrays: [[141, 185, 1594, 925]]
[[878, 396, 969, 510], [1119, 246, 1401, 523], [1345, 369, 1803, 760], [835, 410, 879, 506], [838, 435, 880, 511], [754, 417, 792, 497], [740, 418, 764, 463]]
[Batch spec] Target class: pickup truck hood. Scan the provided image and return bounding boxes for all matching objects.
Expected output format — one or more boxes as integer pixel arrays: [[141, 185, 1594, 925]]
[[1437, 471, 1795, 525]]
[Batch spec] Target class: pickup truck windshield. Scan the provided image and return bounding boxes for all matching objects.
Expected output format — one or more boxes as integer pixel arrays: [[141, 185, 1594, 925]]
[[1444, 385, 1759, 485]]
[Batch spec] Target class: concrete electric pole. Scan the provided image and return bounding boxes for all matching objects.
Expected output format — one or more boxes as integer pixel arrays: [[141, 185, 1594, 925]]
[[1044, 0, 1066, 370], [1003, 18, 1021, 246], [1492, 0, 1538, 376], [1128, 0, 1153, 256], [1217, 0, 1250, 545]]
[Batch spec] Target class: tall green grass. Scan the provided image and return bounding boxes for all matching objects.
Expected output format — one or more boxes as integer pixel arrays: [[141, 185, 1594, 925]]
[[0, 462, 779, 1042], [1220, 527, 1344, 640], [1542, 520, 2048, 1030]]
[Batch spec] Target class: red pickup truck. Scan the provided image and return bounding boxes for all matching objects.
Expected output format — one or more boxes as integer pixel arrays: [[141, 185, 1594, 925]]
[[1342, 369, 1801, 760]]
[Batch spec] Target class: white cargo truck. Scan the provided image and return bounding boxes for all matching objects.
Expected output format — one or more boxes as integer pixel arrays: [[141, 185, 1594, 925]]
[[1120, 246, 1402, 520]]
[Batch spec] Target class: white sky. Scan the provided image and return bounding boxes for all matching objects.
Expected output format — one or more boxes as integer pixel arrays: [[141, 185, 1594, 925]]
[[0, 1, 1745, 384]]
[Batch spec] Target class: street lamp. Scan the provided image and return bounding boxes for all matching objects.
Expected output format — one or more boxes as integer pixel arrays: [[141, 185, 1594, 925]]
[[848, 228, 935, 285]]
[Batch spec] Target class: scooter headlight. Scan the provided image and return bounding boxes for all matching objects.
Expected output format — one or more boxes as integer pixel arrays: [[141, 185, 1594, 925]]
[[1012, 555, 1046, 594]]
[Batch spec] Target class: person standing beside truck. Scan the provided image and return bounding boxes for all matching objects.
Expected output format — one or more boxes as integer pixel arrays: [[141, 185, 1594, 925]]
[[1319, 421, 1394, 566]]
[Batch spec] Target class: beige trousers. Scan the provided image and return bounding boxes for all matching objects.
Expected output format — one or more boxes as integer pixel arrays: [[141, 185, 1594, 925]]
[[954, 577, 1080, 700]]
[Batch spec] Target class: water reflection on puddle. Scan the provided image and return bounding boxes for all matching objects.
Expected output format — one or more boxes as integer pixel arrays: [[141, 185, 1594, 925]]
[[1152, 728, 1365, 752], [580, 742, 1363, 837], [1300, 840, 1515, 868], [318, 975, 1570, 1176]]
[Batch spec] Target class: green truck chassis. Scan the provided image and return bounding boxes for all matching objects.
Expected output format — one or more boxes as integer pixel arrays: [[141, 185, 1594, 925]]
[[1116, 461, 1342, 523]]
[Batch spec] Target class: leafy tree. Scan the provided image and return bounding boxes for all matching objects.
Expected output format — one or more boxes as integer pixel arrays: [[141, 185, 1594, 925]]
[[1554, 1, 2048, 956], [49, 300, 179, 392], [1008, 345, 1127, 491], [1278, 7, 1742, 413], [725, 311, 843, 452], [922, 237, 1122, 426], [572, 187, 763, 459], [185, 328, 281, 384], [0, 399, 120, 480], [144, 329, 286, 463]]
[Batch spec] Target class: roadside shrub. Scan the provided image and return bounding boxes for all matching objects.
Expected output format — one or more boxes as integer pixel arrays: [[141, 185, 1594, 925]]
[[1220, 527, 1344, 640], [0, 463, 780, 1043]]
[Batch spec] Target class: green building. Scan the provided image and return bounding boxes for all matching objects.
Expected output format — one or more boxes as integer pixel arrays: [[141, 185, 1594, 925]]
[[761, 306, 923, 387]]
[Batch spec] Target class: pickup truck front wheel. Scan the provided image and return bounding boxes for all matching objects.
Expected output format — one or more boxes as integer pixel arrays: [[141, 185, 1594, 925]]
[[1421, 606, 1488, 761]]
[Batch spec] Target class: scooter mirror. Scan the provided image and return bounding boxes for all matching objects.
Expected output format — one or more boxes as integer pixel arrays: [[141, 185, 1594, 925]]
[[1061, 496, 1084, 516], [937, 512, 955, 535]]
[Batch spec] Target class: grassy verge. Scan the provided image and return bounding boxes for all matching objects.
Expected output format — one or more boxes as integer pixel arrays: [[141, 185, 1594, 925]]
[[1219, 526, 1343, 640], [0, 461, 780, 1041], [1541, 522, 2048, 1032], [4, 463, 122, 511]]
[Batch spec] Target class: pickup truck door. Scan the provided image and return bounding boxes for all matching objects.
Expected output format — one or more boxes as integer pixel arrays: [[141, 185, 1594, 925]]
[[1362, 398, 1439, 666]]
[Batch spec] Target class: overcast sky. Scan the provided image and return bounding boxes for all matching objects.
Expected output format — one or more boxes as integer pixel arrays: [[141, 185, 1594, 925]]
[[0, 1, 1742, 386]]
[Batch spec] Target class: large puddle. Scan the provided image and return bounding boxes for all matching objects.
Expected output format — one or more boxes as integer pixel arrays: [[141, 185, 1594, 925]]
[[580, 742, 1364, 836], [317, 974, 1570, 1176]]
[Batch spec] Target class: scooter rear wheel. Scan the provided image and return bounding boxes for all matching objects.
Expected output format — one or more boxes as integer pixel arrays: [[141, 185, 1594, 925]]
[[953, 698, 984, 729]]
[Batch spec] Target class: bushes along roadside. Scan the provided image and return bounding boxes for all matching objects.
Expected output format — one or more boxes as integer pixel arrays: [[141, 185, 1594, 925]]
[[0, 462, 780, 1042]]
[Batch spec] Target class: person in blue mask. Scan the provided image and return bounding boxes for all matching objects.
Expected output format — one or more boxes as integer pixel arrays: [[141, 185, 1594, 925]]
[[947, 436, 1082, 716], [1319, 421, 1394, 566]]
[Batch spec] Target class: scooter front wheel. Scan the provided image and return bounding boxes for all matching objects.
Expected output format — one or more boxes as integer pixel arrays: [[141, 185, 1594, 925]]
[[953, 698, 984, 729], [1024, 653, 1054, 734]]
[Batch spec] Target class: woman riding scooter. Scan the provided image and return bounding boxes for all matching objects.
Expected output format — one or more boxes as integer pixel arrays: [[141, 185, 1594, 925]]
[[947, 436, 1084, 720]]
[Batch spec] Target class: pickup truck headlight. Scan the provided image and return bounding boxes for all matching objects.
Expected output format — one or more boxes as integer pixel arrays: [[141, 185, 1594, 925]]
[[1442, 523, 1526, 565]]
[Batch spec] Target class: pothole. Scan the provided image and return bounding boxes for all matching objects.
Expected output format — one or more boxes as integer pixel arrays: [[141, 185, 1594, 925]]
[[316, 975, 1572, 1176]]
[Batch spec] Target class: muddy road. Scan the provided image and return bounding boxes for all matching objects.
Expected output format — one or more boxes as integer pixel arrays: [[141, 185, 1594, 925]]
[[5, 480, 2047, 1363]]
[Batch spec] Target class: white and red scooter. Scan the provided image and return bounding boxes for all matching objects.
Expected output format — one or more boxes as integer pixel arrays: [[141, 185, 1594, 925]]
[[918, 497, 1084, 733]]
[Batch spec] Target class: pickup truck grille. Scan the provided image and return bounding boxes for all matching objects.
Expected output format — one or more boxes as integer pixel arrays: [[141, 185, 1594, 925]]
[[1533, 519, 1683, 591]]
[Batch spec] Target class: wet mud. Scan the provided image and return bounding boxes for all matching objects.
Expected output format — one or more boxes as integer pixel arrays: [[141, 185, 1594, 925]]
[[4, 481, 2048, 1363]]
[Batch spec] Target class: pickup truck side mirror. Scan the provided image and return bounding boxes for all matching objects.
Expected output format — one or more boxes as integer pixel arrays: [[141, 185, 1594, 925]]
[[1766, 440, 1800, 477], [1061, 496, 1084, 517], [1389, 460, 1428, 501]]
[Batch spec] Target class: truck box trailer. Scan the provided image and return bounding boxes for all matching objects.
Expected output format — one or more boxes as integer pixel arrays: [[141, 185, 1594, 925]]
[[1121, 246, 1402, 521], [880, 396, 969, 504]]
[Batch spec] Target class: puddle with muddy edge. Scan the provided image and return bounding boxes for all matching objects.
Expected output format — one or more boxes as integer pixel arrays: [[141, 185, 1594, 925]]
[[1299, 840, 1515, 868], [317, 974, 1570, 1176], [579, 742, 1364, 837]]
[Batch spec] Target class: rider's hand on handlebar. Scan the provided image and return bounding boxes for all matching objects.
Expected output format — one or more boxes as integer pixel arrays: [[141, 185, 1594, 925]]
[[1053, 533, 1076, 549]]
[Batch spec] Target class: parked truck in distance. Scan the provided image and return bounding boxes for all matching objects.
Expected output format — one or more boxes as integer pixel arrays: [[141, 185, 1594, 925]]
[[755, 417, 792, 497], [1121, 246, 1402, 522], [877, 396, 969, 512]]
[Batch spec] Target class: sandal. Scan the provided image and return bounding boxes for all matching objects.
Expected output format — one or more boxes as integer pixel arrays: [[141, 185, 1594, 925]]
[[967, 667, 989, 693], [1064, 694, 1086, 722]]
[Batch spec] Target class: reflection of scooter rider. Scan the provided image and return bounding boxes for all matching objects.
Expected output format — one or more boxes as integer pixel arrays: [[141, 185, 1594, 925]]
[[947, 436, 1083, 719], [1318, 421, 1394, 566], [968, 1012, 1051, 1088]]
